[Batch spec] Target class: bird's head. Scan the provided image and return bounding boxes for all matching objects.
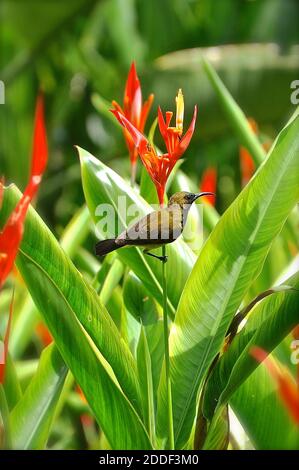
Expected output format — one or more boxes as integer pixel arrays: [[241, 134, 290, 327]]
[[168, 191, 214, 208]]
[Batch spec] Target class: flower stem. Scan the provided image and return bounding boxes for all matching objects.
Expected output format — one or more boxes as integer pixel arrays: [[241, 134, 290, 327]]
[[130, 161, 137, 187], [162, 244, 174, 449]]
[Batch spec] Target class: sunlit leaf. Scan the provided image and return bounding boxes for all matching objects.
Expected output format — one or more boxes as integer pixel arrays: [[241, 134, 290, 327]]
[[157, 112, 299, 448]]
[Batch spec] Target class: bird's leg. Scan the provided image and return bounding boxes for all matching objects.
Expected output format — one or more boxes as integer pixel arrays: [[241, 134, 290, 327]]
[[143, 250, 168, 263]]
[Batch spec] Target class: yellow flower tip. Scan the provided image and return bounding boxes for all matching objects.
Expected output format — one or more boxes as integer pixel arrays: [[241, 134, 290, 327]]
[[175, 88, 184, 133]]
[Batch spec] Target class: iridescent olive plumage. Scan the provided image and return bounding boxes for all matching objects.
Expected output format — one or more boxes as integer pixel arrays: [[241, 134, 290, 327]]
[[95, 191, 214, 262]]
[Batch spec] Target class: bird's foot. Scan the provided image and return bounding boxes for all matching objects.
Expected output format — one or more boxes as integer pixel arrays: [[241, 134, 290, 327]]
[[144, 251, 168, 263]]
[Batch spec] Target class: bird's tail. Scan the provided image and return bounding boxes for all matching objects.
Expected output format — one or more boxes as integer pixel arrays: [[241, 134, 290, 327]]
[[95, 239, 118, 257]]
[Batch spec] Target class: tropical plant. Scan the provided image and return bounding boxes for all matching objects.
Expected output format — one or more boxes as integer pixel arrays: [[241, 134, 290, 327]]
[[0, 56, 298, 451]]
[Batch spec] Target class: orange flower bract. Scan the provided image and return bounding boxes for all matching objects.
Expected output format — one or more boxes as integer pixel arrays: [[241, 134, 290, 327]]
[[239, 118, 257, 187], [112, 62, 154, 183], [112, 88, 197, 205], [251, 346, 299, 425]]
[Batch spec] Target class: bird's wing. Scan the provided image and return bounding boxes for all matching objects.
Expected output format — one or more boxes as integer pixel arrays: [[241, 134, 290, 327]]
[[124, 210, 161, 245], [116, 207, 183, 246], [168, 206, 184, 238]]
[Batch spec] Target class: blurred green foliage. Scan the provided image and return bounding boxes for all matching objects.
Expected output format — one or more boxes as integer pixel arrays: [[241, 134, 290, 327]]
[[1, 0, 299, 450], [1, 0, 299, 229]]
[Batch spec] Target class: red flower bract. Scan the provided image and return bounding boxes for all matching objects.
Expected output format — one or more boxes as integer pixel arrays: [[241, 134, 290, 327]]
[[251, 346, 299, 425], [0, 93, 48, 383], [200, 167, 217, 206], [112, 62, 154, 181], [0, 94, 48, 286], [239, 118, 258, 187], [36, 322, 53, 347], [112, 89, 197, 206]]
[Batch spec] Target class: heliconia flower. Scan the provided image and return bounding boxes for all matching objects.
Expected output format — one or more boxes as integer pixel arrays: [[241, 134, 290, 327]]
[[112, 88, 197, 206], [76, 384, 87, 404], [36, 322, 53, 347], [251, 346, 299, 425], [112, 62, 154, 184], [75, 385, 93, 427], [0, 93, 48, 383], [292, 324, 299, 340], [0, 94, 48, 287], [239, 118, 257, 187], [200, 167, 217, 206]]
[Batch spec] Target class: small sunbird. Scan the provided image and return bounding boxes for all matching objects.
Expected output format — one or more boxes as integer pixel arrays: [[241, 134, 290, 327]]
[[95, 191, 214, 262]]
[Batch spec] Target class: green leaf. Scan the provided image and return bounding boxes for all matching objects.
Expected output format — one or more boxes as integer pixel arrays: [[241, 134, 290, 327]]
[[15, 359, 38, 385], [123, 272, 164, 408], [1, 185, 140, 412], [78, 147, 196, 317], [202, 57, 266, 166], [202, 405, 229, 450], [123, 271, 157, 322], [9, 297, 38, 360], [75, 246, 101, 278], [2, 354, 22, 410], [157, 113, 299, 448], [98, 258, 124, 306], [137, 326, 155, 444], [1, 185, 152, 449], [59, 205, 91, 258], [106, 285, 123, 331], [16, 245, 151, 449], [10, 344, 67, 449], [248, 226, 298, 299], [202, 57, 299, 264], [203, 274, 299, 420], [121, 302, 141, 357], [230, 343, 299, 449], [203, 273, 299, 450], [10, 204, 91, 359], [0, 384, 12, 449]]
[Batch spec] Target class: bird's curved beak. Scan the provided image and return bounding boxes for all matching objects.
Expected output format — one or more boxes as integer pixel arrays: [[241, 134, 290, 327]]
[[193, 192, 215, 202]]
